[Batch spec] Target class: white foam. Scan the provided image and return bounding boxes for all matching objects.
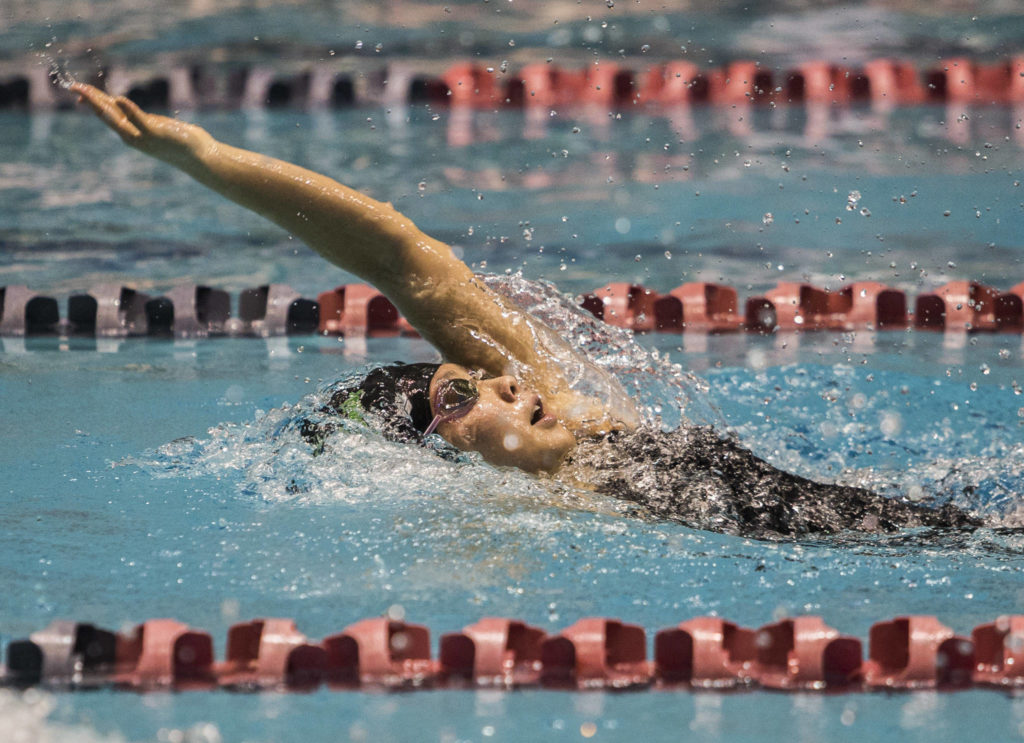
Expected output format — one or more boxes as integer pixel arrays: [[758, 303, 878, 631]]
[[0, 689, 126, 743]]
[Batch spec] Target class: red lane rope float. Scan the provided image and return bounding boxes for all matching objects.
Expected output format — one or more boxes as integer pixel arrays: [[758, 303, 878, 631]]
[[323, 618, 435, 688], [423, 57, 1024, 109], [3, 614, 1024, 692], [3, 279, 1024, 339], [440, 618, 547, 688], [9, 56, 1024, 110], [219, 619, 326, 691]]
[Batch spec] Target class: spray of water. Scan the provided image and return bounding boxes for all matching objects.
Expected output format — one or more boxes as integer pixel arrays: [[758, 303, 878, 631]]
[[126, 275, 1020, 540], [33, 34, 78, 91]]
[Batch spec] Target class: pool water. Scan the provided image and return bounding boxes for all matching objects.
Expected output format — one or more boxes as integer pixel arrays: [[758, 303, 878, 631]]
[[4, 26, 1024, 743]]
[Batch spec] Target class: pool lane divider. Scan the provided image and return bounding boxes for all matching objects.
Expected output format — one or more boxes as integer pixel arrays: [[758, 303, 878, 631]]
[[2, 614, 1023, 692], [3, 279, 1024, 340], [5, 56, 1024, 110]]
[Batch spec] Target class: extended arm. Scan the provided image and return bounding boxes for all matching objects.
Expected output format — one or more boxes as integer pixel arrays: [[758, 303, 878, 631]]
[[72, 83, 466, 308], [72, 83, 637, 433]]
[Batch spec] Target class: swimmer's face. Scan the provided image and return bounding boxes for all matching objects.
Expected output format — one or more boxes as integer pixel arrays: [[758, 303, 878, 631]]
[[429, 363, 576, 474]]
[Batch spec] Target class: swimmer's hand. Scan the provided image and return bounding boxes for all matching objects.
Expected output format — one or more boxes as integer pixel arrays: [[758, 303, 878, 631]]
[[71, 83, 213, 168]]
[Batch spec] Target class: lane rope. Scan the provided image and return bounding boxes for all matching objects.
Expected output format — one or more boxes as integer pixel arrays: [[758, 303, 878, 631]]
[[3, 614, 1022, 692], [2, 280, 1021, 339], [4, 56, 1024, 110]]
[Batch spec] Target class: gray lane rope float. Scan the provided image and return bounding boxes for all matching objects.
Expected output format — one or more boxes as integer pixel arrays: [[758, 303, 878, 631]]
[[1, 280, 1022, 339], [3, 614, 1023, 692]]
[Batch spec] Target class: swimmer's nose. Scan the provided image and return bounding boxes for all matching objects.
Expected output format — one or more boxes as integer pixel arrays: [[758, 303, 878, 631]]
[[492, 375, 519, 403]]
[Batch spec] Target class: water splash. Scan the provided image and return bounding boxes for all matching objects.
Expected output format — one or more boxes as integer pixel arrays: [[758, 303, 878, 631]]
[[0, 688, 127, 743], [126, 276, 1019, 538], [33, 35, 77, 90], [481, 272, 725, 430], [49, 60, 76, 90], [708, 362, 1024, 526], [126, 274, 719, 528], [127, 363, 632, 536]]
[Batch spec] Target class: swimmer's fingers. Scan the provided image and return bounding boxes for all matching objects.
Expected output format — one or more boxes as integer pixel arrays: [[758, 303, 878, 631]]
[[114, 95, 157, 135], [73, 82, 210, 163], [71, 82, 143, 142]]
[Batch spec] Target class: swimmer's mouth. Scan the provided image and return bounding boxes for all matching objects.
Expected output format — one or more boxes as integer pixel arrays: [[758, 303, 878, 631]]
[[530, 400, 544, 425], [530, 397, 553, 426]]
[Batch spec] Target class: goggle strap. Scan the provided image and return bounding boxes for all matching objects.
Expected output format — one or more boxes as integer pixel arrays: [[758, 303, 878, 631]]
[[422, 415, 442, 438]]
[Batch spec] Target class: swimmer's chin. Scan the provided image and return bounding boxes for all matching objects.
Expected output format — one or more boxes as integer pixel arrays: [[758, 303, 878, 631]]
[[482, 444, 573, 476]]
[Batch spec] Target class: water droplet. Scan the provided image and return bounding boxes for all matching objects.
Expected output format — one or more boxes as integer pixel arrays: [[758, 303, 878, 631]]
[[880, 411, 902, 437]]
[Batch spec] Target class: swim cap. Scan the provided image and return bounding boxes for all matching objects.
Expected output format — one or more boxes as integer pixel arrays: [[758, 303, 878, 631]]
[[329, 362, 441, 442]]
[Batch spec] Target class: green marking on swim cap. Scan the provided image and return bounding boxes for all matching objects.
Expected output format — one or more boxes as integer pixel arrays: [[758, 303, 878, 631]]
[[340, 389, 366, 423]]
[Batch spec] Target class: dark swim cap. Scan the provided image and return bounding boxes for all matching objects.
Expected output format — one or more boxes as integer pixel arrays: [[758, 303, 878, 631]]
[[328, 362, 441, 442]]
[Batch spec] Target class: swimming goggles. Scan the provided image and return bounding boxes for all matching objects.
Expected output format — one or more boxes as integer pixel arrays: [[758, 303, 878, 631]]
[[423, 377, 479, 437]]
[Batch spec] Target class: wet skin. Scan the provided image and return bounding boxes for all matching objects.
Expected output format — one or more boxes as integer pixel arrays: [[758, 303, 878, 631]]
[[429, 364, 576, 474]]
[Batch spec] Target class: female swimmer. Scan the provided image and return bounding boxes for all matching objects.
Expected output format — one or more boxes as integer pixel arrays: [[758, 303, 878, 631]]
[[72, 83, 978, 537]]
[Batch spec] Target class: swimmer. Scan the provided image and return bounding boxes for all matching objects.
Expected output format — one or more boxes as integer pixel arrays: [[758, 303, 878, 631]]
[[72, 83, 980, 537]]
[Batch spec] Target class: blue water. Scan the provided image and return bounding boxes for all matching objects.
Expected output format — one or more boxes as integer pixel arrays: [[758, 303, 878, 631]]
[[4, 2, 1024, 740], [4, 331, 1024, 742]]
